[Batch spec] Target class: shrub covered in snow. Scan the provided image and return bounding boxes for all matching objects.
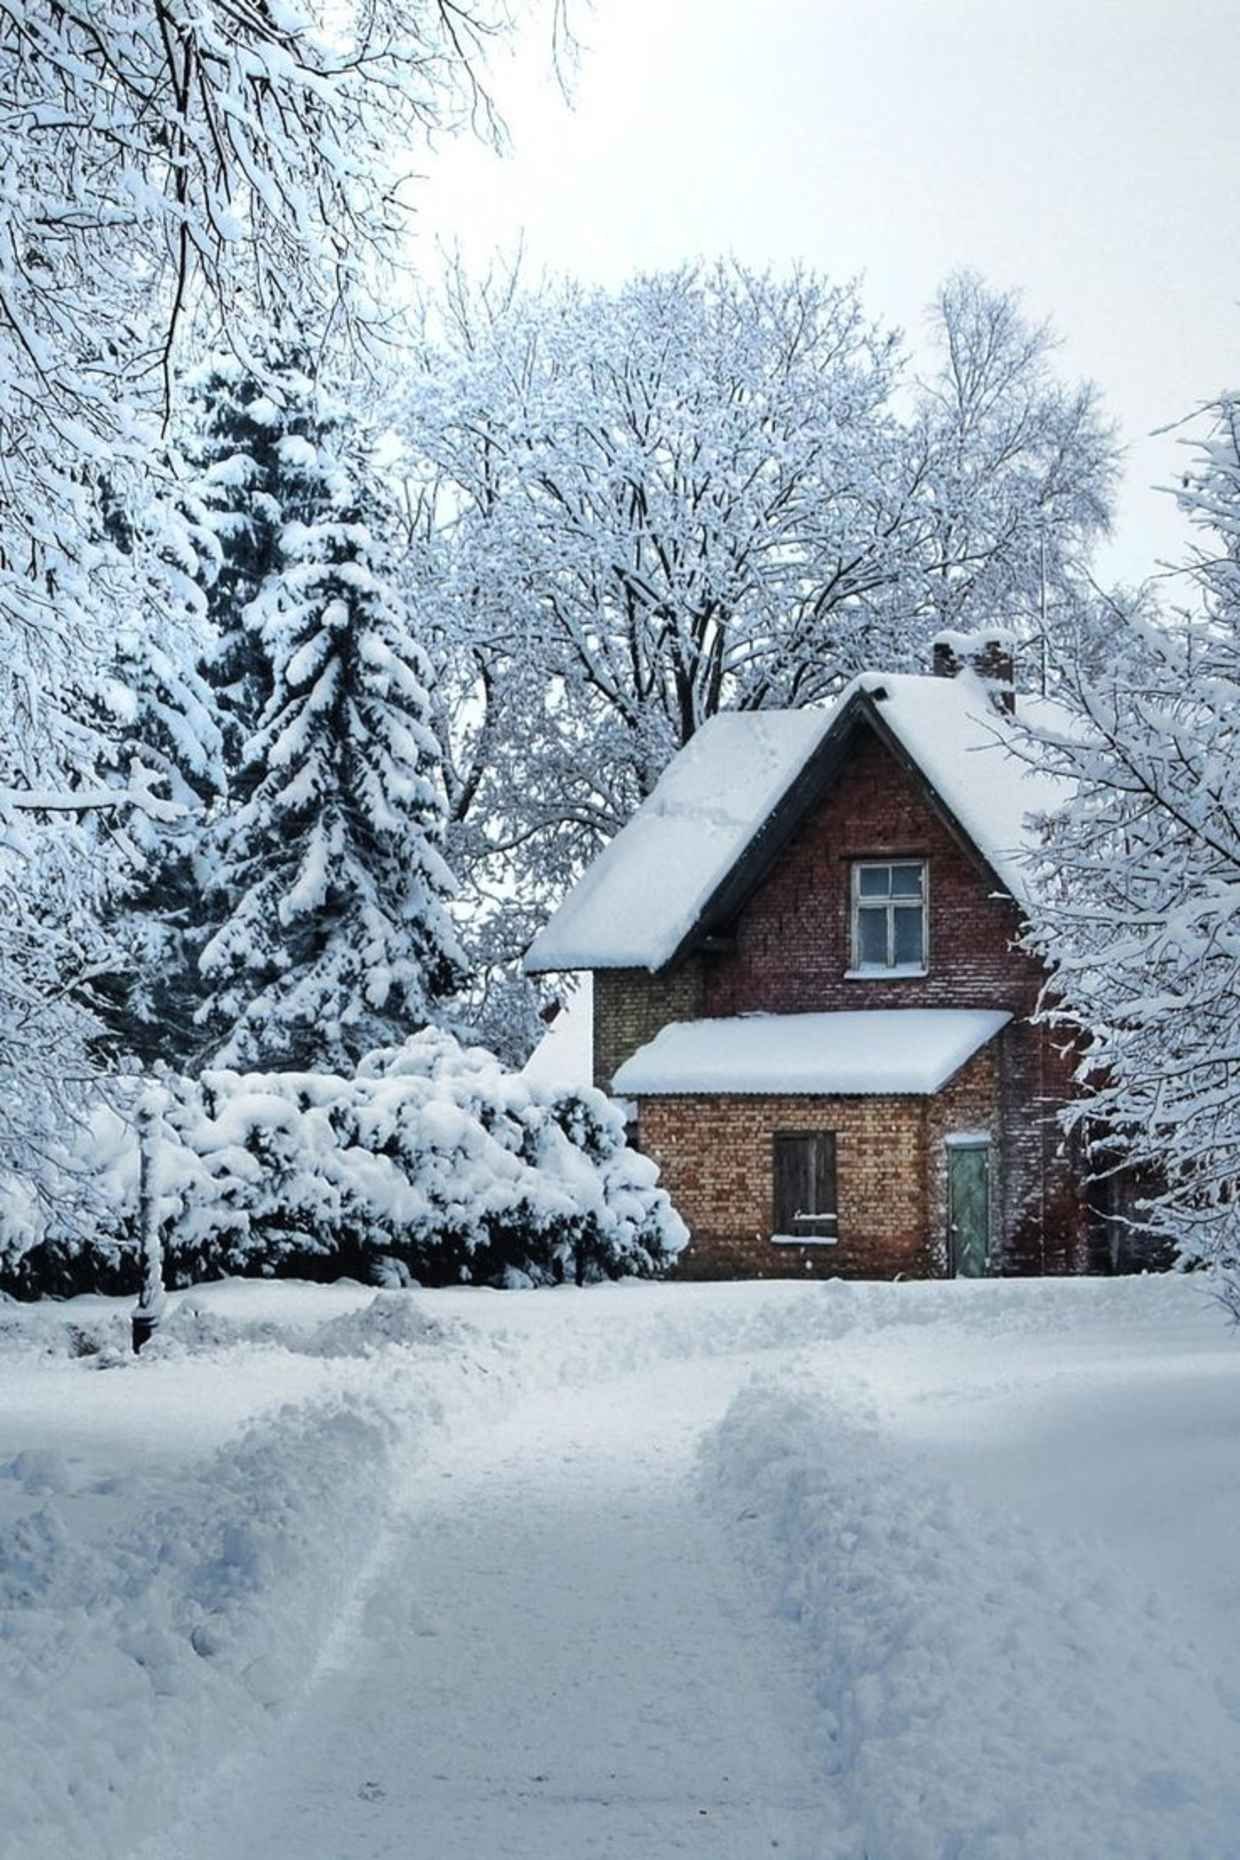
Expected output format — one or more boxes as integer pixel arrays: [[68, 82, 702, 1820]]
[[4, 1032, 686, 1297]]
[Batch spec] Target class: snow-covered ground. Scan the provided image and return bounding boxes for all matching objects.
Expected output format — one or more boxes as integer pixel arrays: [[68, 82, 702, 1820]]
[[3, 1274, 1238, 1859]]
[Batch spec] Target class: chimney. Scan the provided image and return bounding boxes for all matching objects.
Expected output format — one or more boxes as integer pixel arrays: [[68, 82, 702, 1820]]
[[931, 629, 1016, 715]]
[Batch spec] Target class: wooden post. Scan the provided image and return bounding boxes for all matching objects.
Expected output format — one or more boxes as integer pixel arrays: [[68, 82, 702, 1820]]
[[132, 1090, 165, 1355]]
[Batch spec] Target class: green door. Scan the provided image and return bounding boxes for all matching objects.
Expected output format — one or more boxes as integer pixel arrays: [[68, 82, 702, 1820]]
[[948, 1143, 990, 1277]]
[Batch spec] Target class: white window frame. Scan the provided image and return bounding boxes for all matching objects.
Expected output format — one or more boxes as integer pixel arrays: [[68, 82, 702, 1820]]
[[848, 859, 929, 977]]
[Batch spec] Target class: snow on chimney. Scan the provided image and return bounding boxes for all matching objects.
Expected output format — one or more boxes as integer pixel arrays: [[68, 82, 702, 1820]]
[[931, 629, 1016, 715]]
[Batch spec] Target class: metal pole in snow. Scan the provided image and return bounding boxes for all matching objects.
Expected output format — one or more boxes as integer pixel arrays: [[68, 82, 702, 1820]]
[[132, 1085, 166, 1355]]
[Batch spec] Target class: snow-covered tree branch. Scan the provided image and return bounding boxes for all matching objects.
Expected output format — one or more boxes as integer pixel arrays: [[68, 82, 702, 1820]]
[[0, 0, 559, 1221], [1023, 396, 1240, 1304]]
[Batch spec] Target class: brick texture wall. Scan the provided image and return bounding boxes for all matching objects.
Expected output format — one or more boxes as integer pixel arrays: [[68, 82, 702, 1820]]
[[641, 1043, 1009, 1279], [640, 1091, 935, 1280], [704, 725, 1040, 1020]]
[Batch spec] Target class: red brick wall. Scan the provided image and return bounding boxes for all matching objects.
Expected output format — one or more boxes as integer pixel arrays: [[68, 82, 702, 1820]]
[[640, 1091, 932, 1280], [704, 724, 1041, 1020], [642, 1046, 1007, 1280]]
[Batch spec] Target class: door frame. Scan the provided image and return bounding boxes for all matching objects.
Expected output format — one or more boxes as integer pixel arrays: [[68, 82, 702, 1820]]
[[946, 1135, 992, 1278]]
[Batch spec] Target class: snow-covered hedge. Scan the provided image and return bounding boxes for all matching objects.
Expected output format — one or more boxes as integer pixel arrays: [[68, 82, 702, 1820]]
[[2, 1032, 686, 1297]]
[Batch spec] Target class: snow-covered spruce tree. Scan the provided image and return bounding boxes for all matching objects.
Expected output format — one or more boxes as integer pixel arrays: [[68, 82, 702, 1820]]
[[186, 343, 330, 780], [1023, 395, 1240, 1303], [197, 387, 466, 1071], [88, 478, 230, 1069], [94, 344, 337, 1070]]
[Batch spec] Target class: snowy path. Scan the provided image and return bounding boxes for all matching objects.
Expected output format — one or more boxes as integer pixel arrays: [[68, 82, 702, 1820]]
[[154, 1357, 829, 1860]]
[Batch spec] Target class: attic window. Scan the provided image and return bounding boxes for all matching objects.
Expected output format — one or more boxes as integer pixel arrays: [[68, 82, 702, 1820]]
[[850, 860, 927, 974]]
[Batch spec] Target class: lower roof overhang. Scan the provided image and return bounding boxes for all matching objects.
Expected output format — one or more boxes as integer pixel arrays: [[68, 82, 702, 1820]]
[[612, 1008, 1012, 1098]]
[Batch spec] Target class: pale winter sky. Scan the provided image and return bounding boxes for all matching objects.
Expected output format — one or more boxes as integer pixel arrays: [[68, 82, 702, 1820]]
[[414, 0, 1239, 592]]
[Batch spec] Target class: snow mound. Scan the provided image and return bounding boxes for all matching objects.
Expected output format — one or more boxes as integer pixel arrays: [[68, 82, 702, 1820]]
[[301, 1290, 458, 1358], [0, 1308, 129, 1362], [0, 1394, 400, 1860], [140, 1299, 296, 1358], [703, 1379, 1240, 1860]]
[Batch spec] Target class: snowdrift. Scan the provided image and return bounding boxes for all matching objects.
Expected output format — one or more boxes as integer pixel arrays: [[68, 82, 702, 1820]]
[[703, 1375, 1240, 1860], [1, 1392, 395, 1860], [0, 1289, 513, 1860]]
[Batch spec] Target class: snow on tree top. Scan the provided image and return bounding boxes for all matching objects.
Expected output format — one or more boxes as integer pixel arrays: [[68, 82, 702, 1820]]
[[524, 671, 1072, 974], [613, 1009, 1012, 1096]]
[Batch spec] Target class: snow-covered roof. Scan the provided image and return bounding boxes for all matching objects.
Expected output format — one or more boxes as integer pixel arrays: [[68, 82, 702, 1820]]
[[612, 1009, 1011, 1097], [521, 975, 594, 1089], [525, 708, 834, 972], [525, 669, 1072, 975]]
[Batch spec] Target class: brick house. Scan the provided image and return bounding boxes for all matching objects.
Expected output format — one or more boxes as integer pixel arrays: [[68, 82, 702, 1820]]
[[525, 634, 1106, 1281]]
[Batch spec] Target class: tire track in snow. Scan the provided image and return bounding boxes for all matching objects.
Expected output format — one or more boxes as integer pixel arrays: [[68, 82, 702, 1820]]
[[150, 1357, 833, 1859]]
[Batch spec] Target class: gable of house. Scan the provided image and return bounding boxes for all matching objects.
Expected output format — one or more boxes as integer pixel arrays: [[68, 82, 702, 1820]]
[[695, 715, 1044, 1023], [589, 708, 1052, 1090], [524, 666, 1071, 985]]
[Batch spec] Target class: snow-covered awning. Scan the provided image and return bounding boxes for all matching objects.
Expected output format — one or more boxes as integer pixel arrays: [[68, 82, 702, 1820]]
[[612, 1009, 1012, 1097]]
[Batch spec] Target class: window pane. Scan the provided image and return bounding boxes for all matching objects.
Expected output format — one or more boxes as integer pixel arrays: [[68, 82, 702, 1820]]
[[893, 904, 924, 966], [795, 1142, 814, 1212], [890, 863, 923, 897], [857, 866, 890, 897], [857, 906, 888, 966]]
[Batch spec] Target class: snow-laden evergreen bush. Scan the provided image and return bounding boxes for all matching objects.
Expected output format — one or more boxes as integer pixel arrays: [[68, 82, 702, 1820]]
[[5, 1032, 686, 1296]]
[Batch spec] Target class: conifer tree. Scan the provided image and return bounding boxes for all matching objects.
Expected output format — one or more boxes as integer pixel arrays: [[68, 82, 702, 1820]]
[[185, 343, 323, 782], [90, 480, 227, 1068], [196, 383, 466, 1072], [94, 625, 226, 1067]]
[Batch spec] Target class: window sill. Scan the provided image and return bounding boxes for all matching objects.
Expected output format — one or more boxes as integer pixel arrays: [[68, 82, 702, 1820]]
[[771, 1233, 838, 1247], [843, 966, 928, 981]]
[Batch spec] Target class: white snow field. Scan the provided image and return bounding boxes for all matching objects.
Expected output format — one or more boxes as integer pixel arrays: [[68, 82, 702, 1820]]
[[3, 1275, 1240, 1860]]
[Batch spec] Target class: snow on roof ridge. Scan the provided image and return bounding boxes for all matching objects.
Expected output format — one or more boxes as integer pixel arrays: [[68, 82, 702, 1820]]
[[525, 706, 835, 973]]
